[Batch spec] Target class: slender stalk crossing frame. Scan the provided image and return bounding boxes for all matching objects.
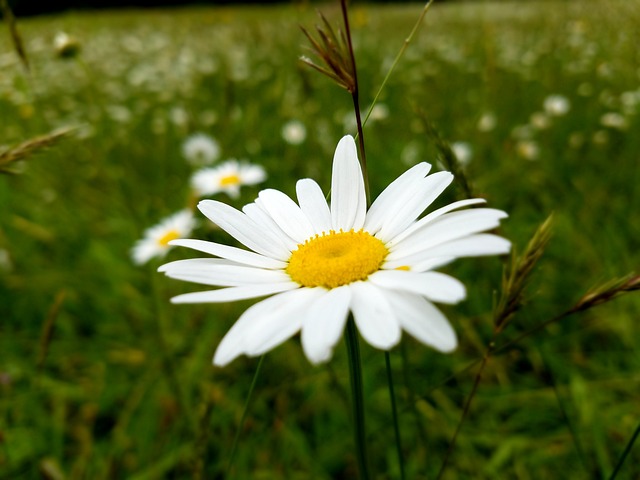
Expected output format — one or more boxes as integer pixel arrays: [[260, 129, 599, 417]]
[[345, 317, 371, 480], [385, 352, 406, 480], [226, 355, 265, 476]]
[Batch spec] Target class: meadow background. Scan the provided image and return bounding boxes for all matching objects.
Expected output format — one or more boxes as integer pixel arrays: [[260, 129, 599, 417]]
[[1, 1, 639, 478]]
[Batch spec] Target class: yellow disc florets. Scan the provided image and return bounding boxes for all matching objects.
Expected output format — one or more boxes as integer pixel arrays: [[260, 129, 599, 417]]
[[286, 229, 388, 289], [158, 229, 180, 247], [219, 174, 240, 186]]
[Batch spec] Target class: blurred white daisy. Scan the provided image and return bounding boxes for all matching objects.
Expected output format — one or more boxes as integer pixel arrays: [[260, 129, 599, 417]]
[[543, 95, 571, 116], [516, 140, 540, 160], [600, 112, 628, 130], [281, 120, 307, 145], [0, 248, 12, 272], [182, 133, 221, 166], [160, 136, 510, 366], [369, 103, 390, 122], [191, 160, 266, 199], [477, 112, 497, 132], [451, 141, 473, 166], [169, 107, 189, 127], [132, 210, 196, 265]]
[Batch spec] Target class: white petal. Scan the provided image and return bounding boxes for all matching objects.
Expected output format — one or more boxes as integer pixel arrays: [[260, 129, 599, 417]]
[[171, 282, 298, 304], [163, 262, 291, 287], [198, 200, 290, 260], [349, 282, 401, 350], [257, 189, 316, 243], [419, 233, 511, 258], [239, 164, 267, 184], [168, 239, 287, 269], [406, 257, 455, 273], [369, 270, 466, 304], [331, 136, 366, 231], [364, 162, 431, 235], [386, 290, 457, 352], [242, 202, 299, 251], [213, 288, 322, 366], [388, 208, 508, 260], [387, 198, 486, 246], [375, 171, 454, 242], [160, 258, 240, 273], [301, 286, 351, 364], [243, 288, 326, 356], [296, 178, 332, 234], [390, 234, 511, 267]]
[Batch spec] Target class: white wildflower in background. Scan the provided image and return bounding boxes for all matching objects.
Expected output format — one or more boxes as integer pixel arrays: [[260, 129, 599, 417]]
[[169, 106, 189, 127], [0, 248, 12, 273], [160, 136, 510, 366], [191, 160, 267, 199], [600, 112, 628, 130], [451, 141, 472, 166], [281, 120, 307, 145], [543, 95, 571, 116], [477, 112, 497, 132], [132, 210, 196, 265], [53, 32, 81, 58], [182, 133, 221, 166], [620, 90, 640, 114], [106, 105, 132, 124], [369, 103, 390, 122], [516, 140, 540, 161]]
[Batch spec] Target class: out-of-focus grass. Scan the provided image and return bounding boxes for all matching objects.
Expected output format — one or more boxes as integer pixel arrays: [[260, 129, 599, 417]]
[[1, 1, 639, 478]]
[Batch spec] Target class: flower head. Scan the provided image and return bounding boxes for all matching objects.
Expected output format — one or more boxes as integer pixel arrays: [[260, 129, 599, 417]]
[[451, 141, 472, 166], [182, 133, 220, 166], [281, 120, 307, 145], [53, 32, 81, 58], [190, 160, 266, 199], [132, 210, 196, 265], [543, 95, 571, 116], [160, 136, 510, 366]]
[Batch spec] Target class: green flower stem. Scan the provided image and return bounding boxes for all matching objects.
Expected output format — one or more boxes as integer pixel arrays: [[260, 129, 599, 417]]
[[385, 352, 406, 480], [226, 355, 265, 476], [345, 317, 371, 480], [609, 420, 640, 480]]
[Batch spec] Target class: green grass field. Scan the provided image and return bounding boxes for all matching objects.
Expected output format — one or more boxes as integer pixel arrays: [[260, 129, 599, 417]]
[[1, 1, 639, 478]]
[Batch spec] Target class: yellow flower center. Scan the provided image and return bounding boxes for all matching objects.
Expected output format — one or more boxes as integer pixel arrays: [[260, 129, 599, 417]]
[[286, 229, 388, 289], [220, 174, 240, 186], [158, 229, 180, 247]]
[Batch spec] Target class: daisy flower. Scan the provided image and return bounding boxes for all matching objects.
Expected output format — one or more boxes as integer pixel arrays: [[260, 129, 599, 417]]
[[190, 160, 267, 199], [160, 136, 510, 366], [451, 141, 473, 166], [132, 210, 196, 265], [281, 120, 307, 145], [182, 133, 221, 166], [543, 94, 570, 117]]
